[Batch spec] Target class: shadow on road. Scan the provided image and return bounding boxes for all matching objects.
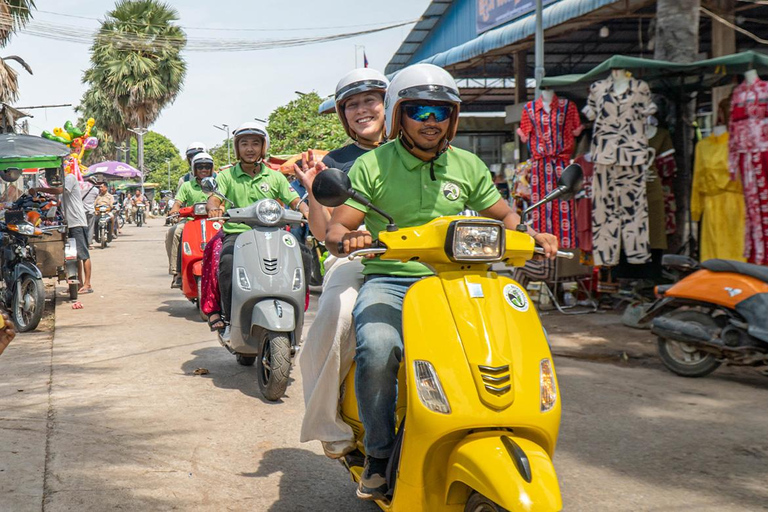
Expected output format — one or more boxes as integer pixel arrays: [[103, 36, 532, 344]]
[[157, 299, 205, 321], [243, 447, 375, 512], [555, 360, 768, 510], [180, 346, 297, 404]]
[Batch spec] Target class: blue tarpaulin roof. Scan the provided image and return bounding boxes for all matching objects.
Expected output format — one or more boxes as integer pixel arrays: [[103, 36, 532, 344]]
[[388, 0, 624, 73]]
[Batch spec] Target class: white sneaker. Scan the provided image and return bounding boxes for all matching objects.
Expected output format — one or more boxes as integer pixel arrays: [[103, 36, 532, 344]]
[[322, 440, 356, 459]]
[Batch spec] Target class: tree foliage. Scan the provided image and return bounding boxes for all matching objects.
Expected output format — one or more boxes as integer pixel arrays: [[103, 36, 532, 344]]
[[209, 138, 233, 170], [267, 92, 348, 155], [128, 131, 187, 189], [1, 1, 36, 103]]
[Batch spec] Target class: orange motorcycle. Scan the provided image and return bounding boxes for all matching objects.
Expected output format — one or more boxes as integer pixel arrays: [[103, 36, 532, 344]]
[[641, 255, 768, 377]]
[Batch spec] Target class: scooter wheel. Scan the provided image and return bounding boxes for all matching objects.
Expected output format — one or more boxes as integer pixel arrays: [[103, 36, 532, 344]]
[[196, 277, 208, 322], [12, 276, 45, 332], [257, 330, 292, 401], [656, 310, 721, 378], [236, 354, 256, 366], [465, 492, 507, 512]]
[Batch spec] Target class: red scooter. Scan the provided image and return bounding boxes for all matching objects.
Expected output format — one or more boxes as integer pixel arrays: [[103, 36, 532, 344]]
[[177, 202, 222, 320]]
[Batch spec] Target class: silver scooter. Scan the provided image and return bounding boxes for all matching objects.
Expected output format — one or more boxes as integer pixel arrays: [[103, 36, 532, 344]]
[[201, 177, 306, 401]]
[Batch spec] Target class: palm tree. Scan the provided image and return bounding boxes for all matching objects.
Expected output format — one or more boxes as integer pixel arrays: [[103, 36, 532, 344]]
[[0, 54, 31, 103], [1, 1, 37, 103], [87, 0, 186, 131], [0, 0, 36, 46]]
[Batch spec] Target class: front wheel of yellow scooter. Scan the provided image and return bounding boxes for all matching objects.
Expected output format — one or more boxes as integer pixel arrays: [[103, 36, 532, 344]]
[[465, 492, 507, 512]]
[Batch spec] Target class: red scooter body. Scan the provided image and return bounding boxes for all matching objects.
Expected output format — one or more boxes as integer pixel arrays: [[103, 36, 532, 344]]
[[179, 203, 222, 303]]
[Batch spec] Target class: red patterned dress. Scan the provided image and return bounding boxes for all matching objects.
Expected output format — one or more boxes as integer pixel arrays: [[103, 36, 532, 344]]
[[729, 78, 768, 265], [518, 95, 583, 248]]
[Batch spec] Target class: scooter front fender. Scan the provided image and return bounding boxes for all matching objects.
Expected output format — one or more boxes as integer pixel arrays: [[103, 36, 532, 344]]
[[445, 432, 561, 511], [251, 299, 295, 332], [13, 261, 43, 282]]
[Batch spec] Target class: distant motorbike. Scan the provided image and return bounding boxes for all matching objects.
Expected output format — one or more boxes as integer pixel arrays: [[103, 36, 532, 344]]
[[135, 203, 146, 227], [642, 255, 768, 377], [0, 212, 47, 332], [115, 204, 126, 229], [93, 205, 114, 249], [173, 203, 222, 320], [202, 177, 307, 401]]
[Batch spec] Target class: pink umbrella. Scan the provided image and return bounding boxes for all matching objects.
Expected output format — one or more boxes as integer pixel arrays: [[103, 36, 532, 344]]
[[84, 161, 143, 179]]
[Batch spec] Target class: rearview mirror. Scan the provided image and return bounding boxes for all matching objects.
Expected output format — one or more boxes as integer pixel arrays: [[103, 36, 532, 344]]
[[312, 168, 352, 207], [0, 167, 22, 183], [556, 164, 583, 201], [201, 176, 217, 194]]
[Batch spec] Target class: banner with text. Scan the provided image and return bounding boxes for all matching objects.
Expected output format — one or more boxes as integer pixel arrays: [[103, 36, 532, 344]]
[[476, 0, 558, 34]]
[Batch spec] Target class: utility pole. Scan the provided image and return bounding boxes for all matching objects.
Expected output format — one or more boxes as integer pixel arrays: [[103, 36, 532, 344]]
[[534, 0, 544, 100], [213, 124, 231, 164], [166, 158, 171, 190], [128, 127, 148, 195]]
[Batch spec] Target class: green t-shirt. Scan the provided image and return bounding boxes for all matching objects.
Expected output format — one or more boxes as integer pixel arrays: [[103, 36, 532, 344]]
[[216, 162, 299, 234], [175, 179, 209, 221], [346, 139, 502, 276]]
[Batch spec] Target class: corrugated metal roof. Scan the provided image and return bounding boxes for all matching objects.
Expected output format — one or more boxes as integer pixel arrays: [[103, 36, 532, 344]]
[[386, 0, 453, 73], [387, 0, 622, 73]]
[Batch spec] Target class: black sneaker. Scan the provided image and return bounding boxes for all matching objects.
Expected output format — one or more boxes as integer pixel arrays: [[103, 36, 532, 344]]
[[356, 456, 389, 501], [171, 275, 182, 289]]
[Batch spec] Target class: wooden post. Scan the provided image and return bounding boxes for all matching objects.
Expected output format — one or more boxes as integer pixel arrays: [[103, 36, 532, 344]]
[[708, 0, 736, 124]]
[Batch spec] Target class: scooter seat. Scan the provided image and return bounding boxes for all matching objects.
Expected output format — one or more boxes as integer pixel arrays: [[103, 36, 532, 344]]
[[662, 254, 700, 271], [701, 259, 768, 284]]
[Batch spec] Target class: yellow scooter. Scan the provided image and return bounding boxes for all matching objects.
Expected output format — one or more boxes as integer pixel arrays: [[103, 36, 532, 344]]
[[312, 165, 582, 512]]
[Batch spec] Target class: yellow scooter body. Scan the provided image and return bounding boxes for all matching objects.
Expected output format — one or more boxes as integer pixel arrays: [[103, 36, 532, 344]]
[[339, 217, 563, 511]]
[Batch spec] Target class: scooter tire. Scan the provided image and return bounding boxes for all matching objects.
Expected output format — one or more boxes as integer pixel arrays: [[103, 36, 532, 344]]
[[257, 330, 292, 401], [236, 354, 256, 366], [12, 276, 45, 332], [656, 310, 721, 378], [465, 492, 508, 512], [101, 236, 107, 250], [68, 283, 78, 301]]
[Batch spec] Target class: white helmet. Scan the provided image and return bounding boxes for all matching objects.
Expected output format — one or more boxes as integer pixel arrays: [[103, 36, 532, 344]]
[[233, 121, 270, 161], [384, 63, 462, 143], [334, 68, 389, 139], [185, 141, 207, 163], [191, 152, 214, 175]]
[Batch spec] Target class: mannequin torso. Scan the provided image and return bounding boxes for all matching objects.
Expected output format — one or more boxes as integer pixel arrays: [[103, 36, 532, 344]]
[[713, 125, 727, 137], [745, 69, 759, 85], [541, 89, 554, 113]]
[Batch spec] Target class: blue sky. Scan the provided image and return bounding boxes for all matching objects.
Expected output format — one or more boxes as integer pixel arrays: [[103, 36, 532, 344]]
[[4, 0, 429, 152]]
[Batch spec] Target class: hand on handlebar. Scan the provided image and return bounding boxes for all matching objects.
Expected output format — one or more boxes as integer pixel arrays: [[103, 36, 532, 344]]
[[208, 208, 225, 219], [339, 230, 372, 256], [532, 232, 559, 260]]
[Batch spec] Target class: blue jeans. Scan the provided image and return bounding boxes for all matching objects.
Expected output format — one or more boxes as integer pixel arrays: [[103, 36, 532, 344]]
[[352, 275, 420, 459]]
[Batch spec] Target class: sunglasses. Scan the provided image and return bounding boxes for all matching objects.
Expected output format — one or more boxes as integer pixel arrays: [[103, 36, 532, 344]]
[[403, 104, 454, 123], [196, 164, 214, 171]]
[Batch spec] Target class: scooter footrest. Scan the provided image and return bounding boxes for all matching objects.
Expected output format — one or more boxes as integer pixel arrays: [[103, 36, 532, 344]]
[[342, 450, 365, 470]]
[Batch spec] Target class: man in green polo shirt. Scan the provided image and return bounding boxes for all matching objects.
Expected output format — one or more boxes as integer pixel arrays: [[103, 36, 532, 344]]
[[206, 122, 308, 327], [166, 152, 214, 288], [326, 64, 558, 501]]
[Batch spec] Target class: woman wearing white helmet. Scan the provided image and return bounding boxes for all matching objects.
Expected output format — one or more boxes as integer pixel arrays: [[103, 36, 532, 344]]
[[295, 68, 389, 461], [325, 63, 559, 501]]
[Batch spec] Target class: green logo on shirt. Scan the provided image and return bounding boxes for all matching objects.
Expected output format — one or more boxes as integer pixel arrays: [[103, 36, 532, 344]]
[[442, 182, 460, 201], [259, 182, 271, 193]]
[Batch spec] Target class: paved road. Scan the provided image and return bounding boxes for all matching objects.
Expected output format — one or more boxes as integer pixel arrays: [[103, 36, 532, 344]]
[[1, 219, 767, 511]]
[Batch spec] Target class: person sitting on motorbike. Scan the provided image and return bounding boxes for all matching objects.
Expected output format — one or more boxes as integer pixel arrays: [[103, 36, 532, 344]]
[[293, 68, 389, 460], [166, 152, 214, 288], [131, 188, 148, 222], [178, 142, 207, 191], [325, 64, 559, 501], [206, 122, 309, 337], [93, 181, 117, 236]]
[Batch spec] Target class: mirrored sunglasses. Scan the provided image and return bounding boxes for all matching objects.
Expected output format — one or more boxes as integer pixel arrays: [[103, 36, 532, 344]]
[[403, 104, 454, 123], [195, 164, 214, 171]]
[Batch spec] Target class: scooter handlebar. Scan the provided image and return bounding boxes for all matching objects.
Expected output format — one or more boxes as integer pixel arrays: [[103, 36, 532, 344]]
[[534, 247, 575, 259]]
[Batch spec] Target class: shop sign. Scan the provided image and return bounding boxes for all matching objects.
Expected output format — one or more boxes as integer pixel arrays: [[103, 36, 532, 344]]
[[476, 0, 558, 34]]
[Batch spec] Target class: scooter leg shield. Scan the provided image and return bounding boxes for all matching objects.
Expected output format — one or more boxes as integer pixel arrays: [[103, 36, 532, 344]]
[[445, 432, 562, 511], [251, 299, 295, 332]]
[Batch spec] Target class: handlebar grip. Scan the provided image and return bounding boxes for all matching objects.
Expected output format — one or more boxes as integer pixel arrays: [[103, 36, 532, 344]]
[[337, 239, 383, 256]]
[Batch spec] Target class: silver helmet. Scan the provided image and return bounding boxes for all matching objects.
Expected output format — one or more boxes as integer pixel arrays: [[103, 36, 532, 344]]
[[334, 68, 389, 139], [384, 63, 462, 142], [185, 141, 207, 163], [233, 121, 270, 161], [190, 151, 214, 175]]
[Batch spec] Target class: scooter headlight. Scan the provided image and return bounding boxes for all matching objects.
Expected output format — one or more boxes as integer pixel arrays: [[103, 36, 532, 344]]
[[413, 360, 451, 414], [445, 220, 504, 262], [13, 223, 36, 236], [193, 203, 207, 216], [237, 267, 251, 291], [540, 358, 557, 412], [255, 199, 283, 226], [292, 268, 303, 291]]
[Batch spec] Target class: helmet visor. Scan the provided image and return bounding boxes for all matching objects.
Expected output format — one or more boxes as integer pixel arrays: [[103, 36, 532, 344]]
[[194, 162, 214, 171], [398, 84, 461, 104], [186, 148, 203, 160], [337, 79, 388, 104], [403, 104, 454, 123]]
